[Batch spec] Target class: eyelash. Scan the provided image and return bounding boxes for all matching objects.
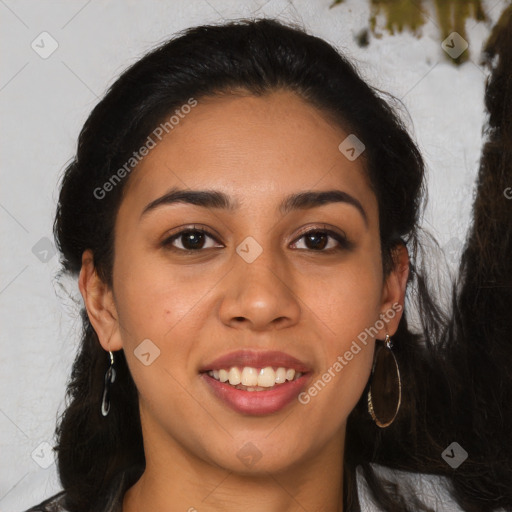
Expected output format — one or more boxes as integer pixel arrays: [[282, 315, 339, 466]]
[[161, 225, 353, 254]]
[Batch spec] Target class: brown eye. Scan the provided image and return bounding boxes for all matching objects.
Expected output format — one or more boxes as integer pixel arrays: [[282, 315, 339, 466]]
[[179, 231, 207, 250], [291, 229, 352, 252], [162, 228, 222, 252], [304, 232, 329, 250]]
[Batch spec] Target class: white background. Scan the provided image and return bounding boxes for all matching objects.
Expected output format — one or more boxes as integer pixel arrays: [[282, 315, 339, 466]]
[[0, 0, 508, 510]]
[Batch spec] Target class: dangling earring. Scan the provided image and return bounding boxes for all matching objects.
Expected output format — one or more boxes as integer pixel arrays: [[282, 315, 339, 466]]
[[367, 334, 401, 428], [101, 351, 116, 417]]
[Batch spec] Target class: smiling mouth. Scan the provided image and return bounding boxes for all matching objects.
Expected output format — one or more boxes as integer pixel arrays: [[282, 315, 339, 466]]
[[205, 366, 304, 391]]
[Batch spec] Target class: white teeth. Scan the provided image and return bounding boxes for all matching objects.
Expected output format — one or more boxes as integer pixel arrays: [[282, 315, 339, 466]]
[[257, 366, 276, 387], [241, 367, 258, 386], [275, 367, 287, 384], [228, 367, 241, 385], [208, 365, 303, 390]]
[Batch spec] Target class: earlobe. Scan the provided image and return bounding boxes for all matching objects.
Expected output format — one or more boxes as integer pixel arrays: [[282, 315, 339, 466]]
[[78, 249, 123, 352], [378, 243, 410, 338]]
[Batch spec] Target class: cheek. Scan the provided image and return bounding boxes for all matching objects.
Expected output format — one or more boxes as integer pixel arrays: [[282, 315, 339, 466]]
[[113, 250, 212, 340], [301, 253, 384, 340], [111, 250, 225, 393], [294, 252, 383, 416], [297, 343, 374, 444], [112, 262, 202, 415], [296, 264, 380, 421]]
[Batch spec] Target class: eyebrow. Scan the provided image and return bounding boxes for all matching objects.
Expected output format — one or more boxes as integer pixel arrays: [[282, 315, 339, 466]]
[[141, 187, 368, 225]]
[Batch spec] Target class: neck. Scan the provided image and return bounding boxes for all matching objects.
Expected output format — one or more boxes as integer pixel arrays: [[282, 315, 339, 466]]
[[123, 423, 345, 511]]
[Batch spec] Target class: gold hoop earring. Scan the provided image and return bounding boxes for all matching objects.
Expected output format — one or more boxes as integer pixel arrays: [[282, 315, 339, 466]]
[[367, 334, 402, 428]]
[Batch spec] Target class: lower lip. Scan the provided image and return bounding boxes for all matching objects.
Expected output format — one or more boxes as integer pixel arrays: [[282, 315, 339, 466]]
[[201, 373, 309, 415]]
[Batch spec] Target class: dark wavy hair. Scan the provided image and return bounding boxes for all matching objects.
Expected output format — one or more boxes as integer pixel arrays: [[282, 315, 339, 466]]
[[42, 16, 512, 512]]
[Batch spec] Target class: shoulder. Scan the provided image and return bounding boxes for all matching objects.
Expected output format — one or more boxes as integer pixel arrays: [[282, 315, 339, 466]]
[[23, 491, 68, 512], [24, 465, 136, 512], [356, 463, 464, 511]]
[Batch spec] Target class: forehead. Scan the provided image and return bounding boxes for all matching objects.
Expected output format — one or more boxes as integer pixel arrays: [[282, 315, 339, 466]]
[[119, 90, 376, 219]]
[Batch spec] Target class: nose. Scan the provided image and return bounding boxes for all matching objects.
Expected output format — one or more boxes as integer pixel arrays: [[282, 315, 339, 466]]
[[218, 248, 301, 332]]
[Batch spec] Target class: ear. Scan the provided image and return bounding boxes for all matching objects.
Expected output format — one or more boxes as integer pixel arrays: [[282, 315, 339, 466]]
[[377, 243, 409, 338], [78, 249, 123, 352]]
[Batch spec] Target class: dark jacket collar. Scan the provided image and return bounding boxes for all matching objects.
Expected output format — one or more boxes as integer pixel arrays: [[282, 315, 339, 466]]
[[26, 466, 143, 512]]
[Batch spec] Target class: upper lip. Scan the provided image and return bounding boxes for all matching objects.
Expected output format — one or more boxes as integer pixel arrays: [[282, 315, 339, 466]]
[[200, 350, 312, 373]]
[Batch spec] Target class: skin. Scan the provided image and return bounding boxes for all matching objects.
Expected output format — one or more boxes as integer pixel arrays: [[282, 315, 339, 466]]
[[79, 90, 409, 511]]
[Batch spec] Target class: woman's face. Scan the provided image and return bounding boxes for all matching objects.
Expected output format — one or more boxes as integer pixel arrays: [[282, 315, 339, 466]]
[[84, 90, 406, 474]]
